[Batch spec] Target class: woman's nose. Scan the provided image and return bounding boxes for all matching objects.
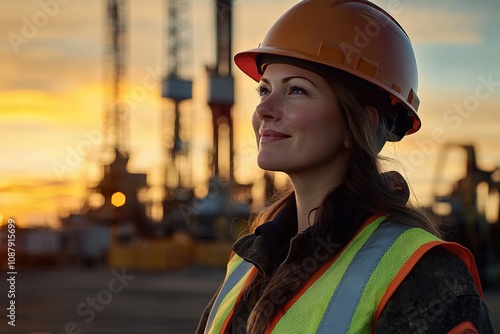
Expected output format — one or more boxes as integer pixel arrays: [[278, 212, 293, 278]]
[[255, 93, 282, 121]]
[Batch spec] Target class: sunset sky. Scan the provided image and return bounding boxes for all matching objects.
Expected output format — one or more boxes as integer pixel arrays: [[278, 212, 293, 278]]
[[1, 0, 499, 228]]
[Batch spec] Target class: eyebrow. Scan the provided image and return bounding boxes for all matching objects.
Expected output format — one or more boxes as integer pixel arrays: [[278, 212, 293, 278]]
[[260, 75, 317, 88]]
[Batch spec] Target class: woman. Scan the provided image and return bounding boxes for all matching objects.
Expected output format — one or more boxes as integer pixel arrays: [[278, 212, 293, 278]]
[[197, 0, 494, 333]]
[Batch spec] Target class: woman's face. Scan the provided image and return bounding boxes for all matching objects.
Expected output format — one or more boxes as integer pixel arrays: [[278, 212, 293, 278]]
[[252, 63, 350, 176]]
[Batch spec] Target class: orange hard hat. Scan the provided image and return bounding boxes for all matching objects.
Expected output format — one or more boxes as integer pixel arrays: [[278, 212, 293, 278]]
[[234, 0, 421, 138]]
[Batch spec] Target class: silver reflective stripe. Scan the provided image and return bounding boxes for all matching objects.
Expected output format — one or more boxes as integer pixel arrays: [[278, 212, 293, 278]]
[[317, 221, 410, 333], [205, 259, 253, 333]]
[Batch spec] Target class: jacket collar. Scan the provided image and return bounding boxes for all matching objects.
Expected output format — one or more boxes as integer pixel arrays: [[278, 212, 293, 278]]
[[232, 197, 299, 276], [231, 172, 408, 278]]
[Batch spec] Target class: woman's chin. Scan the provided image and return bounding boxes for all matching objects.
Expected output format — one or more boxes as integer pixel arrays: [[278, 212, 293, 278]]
[[257, 158, 285, 173]]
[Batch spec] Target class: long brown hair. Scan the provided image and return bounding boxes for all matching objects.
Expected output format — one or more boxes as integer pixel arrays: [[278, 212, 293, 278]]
[[245, 71, 441, 333]]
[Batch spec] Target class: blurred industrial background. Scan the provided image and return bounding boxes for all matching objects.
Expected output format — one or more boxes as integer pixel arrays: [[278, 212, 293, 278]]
[[0, 0, 500, 333], [1, 0, 259, 272]]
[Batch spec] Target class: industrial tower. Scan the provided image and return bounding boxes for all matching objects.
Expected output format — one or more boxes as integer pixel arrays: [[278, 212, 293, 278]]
[[93, 0, 151, 235], [160, 0, 195, 229], [65, 0, 151, 235], [208, 0, 234, 180], [104, 0, 128, 158], [189, 0, 252, 240], [60, 1, 152, 266]]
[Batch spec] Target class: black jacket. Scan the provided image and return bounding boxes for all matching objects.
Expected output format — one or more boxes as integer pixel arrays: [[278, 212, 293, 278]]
[[197, 198, 495, 333]]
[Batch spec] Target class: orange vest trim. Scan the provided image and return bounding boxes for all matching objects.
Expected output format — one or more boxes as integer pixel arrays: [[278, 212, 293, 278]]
[[440, 242, 483, 296], [374, 241, 483, 325]]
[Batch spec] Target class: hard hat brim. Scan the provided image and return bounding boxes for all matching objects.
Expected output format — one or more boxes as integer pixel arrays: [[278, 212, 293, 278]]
[[234, 47, 421, 136]]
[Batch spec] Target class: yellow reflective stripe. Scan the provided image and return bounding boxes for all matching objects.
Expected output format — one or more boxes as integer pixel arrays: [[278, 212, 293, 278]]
[[272, 216, 386, 333], [347, 227, 439, 334], [206, 255, 253, 334]]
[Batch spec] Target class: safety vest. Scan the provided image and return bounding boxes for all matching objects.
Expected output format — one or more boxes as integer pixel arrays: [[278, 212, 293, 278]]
[[204, 216, 482, 334]]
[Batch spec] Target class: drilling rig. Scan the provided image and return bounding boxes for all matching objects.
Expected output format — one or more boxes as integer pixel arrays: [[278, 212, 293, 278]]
[[158, 0, 252, 241], [187, 0, 252, 240], [60, 0, 152, 266], [89, 0, 151, 236], [160, 0, 195, 233]]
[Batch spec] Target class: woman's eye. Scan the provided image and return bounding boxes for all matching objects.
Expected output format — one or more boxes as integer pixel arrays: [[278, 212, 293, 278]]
[[289, 85, 307, 95], [256, 85, 270, 96]]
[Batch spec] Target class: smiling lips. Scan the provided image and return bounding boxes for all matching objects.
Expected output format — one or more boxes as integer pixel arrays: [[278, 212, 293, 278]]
[[260, 129, 291, 143]]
